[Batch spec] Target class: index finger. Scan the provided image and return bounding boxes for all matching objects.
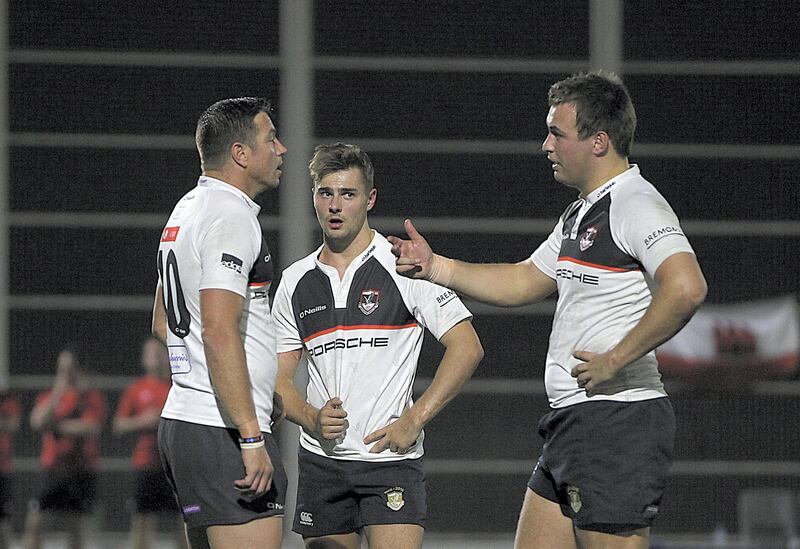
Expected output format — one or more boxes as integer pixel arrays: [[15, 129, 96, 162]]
[[363, 428, 385, 445], [404, 218, 422, 240]]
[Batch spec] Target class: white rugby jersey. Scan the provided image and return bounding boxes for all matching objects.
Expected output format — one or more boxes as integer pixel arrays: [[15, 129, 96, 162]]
[[531, 165, 695, 408], [272, 231, 472, 462], [158, 176, 276, 431]]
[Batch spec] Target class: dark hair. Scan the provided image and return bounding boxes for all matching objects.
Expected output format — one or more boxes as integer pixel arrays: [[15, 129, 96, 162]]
[[308, 142, 374, 190], [195, 97, 273, 171], [548, 71, 636, 156]]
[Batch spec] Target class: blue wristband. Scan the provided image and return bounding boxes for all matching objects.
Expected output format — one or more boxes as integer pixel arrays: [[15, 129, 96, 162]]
[[238, 435, 264, 444]]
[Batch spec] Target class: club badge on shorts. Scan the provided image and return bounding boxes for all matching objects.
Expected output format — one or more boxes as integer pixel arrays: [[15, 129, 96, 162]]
[[358, 289, 381, 315], [567, 485, 582, 513], [384, 487, 405, 511]]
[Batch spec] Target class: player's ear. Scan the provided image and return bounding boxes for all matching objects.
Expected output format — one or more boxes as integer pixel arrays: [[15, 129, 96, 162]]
[[366, 187, 377, 211], [231, 141, 248, 168], [592, 132, 611, 156]]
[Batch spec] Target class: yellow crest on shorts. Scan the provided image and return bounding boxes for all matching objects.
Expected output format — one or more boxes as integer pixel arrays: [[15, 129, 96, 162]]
[[567, 485, 582, 513], [385, 487, 405, 511]]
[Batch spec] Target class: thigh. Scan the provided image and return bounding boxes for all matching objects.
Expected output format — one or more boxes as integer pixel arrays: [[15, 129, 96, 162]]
[[159, 419, 287, 530], [293, 449, 360, 538], [514, 488, 576, 549], [365, 523, 423, 549], [304, 532, 362, 549], [574, 526, 649, 549], [205, 515, 282, 549], [357, 459, 427, 529]]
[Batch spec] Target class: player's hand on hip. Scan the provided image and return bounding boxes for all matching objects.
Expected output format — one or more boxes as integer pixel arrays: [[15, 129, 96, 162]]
[[234, 446, 273, 501], [271, 392, 286, 427], [364, 414, 420, 454], [387, 219, 434, 279], [316, 397, 348, 441], [570, 350, 620, 393]]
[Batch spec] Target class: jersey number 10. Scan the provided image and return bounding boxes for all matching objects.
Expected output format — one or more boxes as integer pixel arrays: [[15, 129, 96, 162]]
[[158, 249, 191, 338]]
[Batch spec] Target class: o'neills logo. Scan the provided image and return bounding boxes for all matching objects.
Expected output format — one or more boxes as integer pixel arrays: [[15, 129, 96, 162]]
[[358, 289, 380, 315], [299, 304, 327, 319]]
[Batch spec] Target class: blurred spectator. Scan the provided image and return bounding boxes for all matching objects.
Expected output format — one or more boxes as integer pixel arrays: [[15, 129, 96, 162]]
[[114, 336, 186, 549], [0, 383, 20, 549], [23, 345, 107, 549]]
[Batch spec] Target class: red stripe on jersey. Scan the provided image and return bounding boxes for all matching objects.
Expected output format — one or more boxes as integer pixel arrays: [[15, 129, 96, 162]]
[[248, 281, 271, 287], [557, 256, 640, 272], [303, 322, 418, 343], [160, 226, 180, 242]]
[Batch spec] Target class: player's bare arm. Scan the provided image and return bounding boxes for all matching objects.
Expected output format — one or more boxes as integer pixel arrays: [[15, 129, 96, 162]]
[[200, 288, 273, 499], [364, 319, 483, 454], [113, 408, 161, 435], [29, 372, 71, 431], [54, 417, 102, 437], [276, 350, 348, 441], [388, 219, 557, 306], [571, 252, 707, 392], [151, 281, 168, 345]]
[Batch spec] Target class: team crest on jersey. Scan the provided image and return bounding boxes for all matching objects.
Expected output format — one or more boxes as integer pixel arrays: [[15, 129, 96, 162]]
[[358, 289, 381, 315], [567, 485, 582, 513], [384, 487, 405, 511], [579, 227, 598, 251]]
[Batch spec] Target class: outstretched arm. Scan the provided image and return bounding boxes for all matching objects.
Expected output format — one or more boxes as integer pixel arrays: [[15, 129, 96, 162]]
[[571, 252, 707, 392], [388, 219, 556, 307], [364, 319, 483, 454]]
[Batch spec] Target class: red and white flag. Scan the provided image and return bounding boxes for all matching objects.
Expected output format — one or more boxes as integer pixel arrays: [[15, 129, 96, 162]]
[[657, 295, 799, 382]]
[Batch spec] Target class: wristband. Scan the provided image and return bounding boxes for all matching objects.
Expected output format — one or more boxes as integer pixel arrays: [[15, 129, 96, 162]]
[[238, 435, 264, 444], [239, 439, 266, 450]]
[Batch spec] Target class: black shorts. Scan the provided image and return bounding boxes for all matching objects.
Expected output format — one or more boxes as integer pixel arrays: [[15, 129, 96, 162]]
[[33, 469, 97, 514], [132, 468, 179, 514], [293, 447, 427, 538], [528, 398, 675, 533], [0, 474, 12, 520], [158, 418, 287, 529]]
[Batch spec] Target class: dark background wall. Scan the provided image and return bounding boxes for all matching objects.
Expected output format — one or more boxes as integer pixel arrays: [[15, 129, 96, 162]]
[[6, 0, 800, 539]]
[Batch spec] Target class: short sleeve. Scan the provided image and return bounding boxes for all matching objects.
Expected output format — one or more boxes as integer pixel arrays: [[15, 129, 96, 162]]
[[529, 218, 563, 280], [198, 197, 260, 297], [272, 276, 303, 353], [405, 278, 473, 341], [612, 191, 695, 275]]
